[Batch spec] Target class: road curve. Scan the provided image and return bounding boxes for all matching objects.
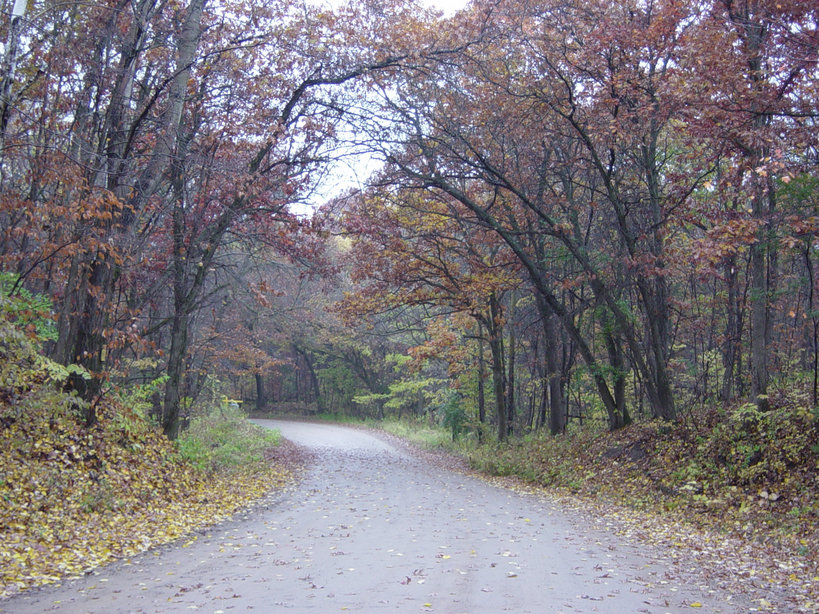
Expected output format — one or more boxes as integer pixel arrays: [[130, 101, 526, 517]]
[[2, 420, 746, 613]]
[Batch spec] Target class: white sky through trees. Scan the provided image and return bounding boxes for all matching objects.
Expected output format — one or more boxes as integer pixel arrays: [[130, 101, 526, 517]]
[[425, 0, 468, 15], [297, 0, 470, 215]]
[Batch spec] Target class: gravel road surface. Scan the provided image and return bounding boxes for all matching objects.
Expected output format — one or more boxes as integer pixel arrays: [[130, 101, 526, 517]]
[[2, 420, 748, 613]]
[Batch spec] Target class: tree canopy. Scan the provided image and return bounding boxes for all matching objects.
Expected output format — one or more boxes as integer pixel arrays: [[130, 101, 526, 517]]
[[0, 0, 817, 440]]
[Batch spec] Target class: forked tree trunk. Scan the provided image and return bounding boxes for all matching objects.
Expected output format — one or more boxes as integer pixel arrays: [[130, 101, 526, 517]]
[[158, 0, 208, 439]]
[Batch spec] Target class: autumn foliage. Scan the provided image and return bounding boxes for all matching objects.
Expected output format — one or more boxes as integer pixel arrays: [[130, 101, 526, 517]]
[[0, 0, 817, 601], [0, 295, 295, 596]]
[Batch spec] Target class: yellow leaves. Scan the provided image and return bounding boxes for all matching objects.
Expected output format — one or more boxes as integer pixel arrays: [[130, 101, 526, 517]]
[[0, 402, 295, 598]]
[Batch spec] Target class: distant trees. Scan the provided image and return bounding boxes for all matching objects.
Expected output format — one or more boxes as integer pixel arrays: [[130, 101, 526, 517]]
[[339, 189, 524, 439]]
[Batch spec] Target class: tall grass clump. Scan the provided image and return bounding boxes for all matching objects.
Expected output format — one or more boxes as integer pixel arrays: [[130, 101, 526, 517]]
[[380, 417, 458, 449], [177, 404, 280, 472]]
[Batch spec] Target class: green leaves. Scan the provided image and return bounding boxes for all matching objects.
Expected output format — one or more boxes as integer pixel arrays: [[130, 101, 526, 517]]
[[177, 404, 281, 471], [0, 273, 57, 342]]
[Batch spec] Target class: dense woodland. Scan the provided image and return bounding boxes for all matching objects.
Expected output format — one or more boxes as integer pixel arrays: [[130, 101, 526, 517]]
[[1, 0, 817, 443]]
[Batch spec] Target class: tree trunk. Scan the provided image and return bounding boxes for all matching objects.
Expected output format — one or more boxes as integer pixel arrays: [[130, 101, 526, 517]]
[[476, 321, 487, 443], [424, 177, 623, 431], [602, 311, 630, 427], [162, 309, 188, 439], [749, 183, 771, 412], [807, 245, 818, 405], [294, 344, 321, 408], [736, 8, 775, 413], [721, 258, 739, 401], [255, 373, 266, 412], [68, 257, 111, 426], [157, 0, 208, 439], [0, 0, 26, 145], [641, 124, 676, 422], [487, 294, 507, 442], [543, 313, 565, 435], [506, 291, 516, 437], [162, 148, 192, 439], [490, 338, 506, 442]]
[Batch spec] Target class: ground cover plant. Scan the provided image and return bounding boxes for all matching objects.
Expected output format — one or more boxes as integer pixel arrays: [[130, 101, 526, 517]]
[[0, 399, 294, 597], [0, 306, 296, 597]]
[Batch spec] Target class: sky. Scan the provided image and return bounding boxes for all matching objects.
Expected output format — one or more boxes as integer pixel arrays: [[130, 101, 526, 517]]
[[315, 0, 470, 17], [298, 0, 472, 214], [424, 0, 469, 15]]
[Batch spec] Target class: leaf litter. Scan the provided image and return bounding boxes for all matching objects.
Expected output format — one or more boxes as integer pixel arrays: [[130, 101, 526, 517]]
[[373, 421, 818, 613], [0, 402, 305, 599]]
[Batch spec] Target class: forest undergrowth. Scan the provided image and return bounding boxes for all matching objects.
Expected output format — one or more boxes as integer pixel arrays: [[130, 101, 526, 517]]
[[466, 402, 819, 540], [0, 360, 300, 599]]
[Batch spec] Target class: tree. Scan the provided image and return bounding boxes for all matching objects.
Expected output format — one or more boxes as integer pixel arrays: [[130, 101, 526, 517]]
[[0, 0, 428, 436], [340, 187, 524, 439], [680, 0, 819, 411]]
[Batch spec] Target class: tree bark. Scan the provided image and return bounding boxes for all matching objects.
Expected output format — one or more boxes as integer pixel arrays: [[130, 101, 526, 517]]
[[476, 321, 487, 442], [255, 373, 266, 412], [162, 309, 189, 439], [159, 0, 208, 440], [0, 0, 26, 145], [486, 294, 507, 442], [506, 290, 516, 437], [542, 311, 565, 435], [294, 344, 322, 408], [749, 178, 773, 412], [602, 310, 630, 427], [721, 258, 739, 401]]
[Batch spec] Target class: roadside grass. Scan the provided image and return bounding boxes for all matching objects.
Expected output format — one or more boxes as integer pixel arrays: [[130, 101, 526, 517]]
[[379, 417, 455, 448], [177, 405, 281, 471], [313, 413, 458, 449], [461, 404, 819, 538]]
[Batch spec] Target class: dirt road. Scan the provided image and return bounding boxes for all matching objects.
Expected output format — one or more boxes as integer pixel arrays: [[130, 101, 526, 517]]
[[2, 420, 747, 613]]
